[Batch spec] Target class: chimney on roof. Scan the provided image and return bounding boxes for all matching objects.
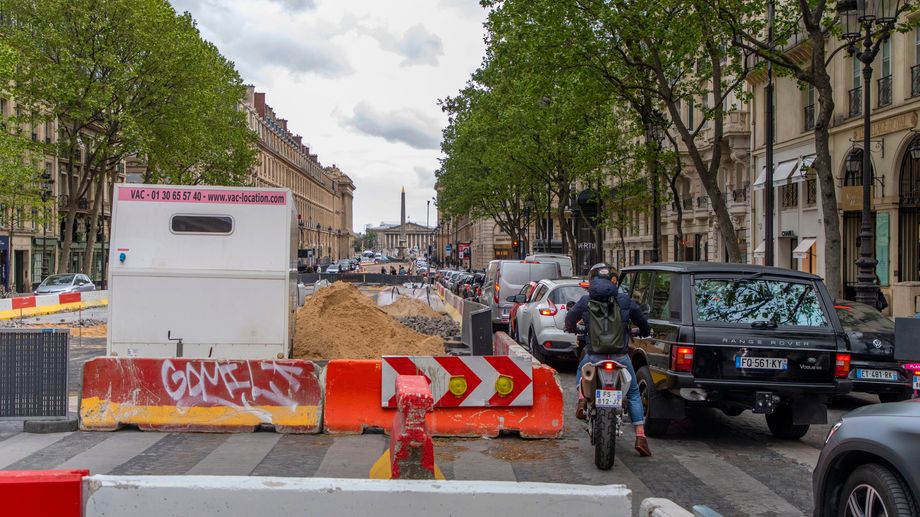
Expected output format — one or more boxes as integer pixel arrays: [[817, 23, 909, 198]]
[[279, 118, 287, 131], [254, 92, 266, 117], [294, 135, 303, 146]]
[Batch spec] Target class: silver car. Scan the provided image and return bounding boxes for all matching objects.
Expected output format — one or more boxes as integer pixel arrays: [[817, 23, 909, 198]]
[[34, 273, 95, 295], [511, 278, 587, 363]]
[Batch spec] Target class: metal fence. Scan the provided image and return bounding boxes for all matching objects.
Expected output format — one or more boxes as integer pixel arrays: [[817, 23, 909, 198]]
[[0, 329, 69, 419], [299, 273, 428, 285]]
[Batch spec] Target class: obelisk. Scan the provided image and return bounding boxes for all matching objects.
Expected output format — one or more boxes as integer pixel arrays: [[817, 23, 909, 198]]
[[398, 186, 408, 260]]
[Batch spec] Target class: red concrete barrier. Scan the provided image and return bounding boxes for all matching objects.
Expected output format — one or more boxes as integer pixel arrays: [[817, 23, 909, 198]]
[[324, 359, 563, 438], [390, 375, 435, 479], [11, 295, 36, 310], [81, 357, 322, 433], [0, 470, 87, 517]]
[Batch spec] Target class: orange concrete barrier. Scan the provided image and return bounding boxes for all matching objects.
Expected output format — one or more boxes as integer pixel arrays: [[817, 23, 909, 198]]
[[323, 359, 563, 438]]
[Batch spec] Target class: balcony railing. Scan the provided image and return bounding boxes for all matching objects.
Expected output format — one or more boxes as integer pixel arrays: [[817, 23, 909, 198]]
[[682, 197, 693, 210], [804, 104, 815, 131], [912, 64, 920, 97], [877, 75, 892, 107], [849, 87, 862, 118], [732, 187, 748, 203], [697, 196, 709, 209]]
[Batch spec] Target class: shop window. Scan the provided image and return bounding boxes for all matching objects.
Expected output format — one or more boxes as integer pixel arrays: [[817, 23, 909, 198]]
[[805, 178, 817, 206], [781, 184, 799, 209]]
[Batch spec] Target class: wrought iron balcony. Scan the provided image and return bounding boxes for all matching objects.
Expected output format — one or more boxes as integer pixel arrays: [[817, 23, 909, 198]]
[[696, 196, 709, 209], [877, 75, 892, 108], [913, 65, 920, 97], [804, 104, 815, 131], [732, 188, 748, 203], [848, 87, 862, 118]]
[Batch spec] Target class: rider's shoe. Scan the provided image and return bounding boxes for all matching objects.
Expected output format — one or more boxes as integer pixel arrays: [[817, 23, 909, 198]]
[[635, 436, 652, 457]]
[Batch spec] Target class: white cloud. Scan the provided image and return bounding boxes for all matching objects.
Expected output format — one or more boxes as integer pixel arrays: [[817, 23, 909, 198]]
[[342, 101, 441, 150], [370, 24, 444, 67]]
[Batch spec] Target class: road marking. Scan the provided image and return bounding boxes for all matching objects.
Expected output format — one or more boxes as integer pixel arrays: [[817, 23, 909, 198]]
[[450, 441, 517, 481], [55, 431, 165, 474], [314, 435, 387, 478], [186, 433, 282, 475], [0, 432, 71, 469], [767, 440, 822, 471], [672, 444, 805, 517]]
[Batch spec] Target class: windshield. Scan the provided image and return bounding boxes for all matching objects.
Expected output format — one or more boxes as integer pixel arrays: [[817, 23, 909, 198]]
[[42, 274, 75, 286], [693, 278, 828, 327], [835, 301, 894, 332], [550, 286, 587, 305]]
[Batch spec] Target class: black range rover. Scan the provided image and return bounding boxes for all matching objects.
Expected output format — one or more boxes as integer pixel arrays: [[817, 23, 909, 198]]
[[618, 262, 852, 439]]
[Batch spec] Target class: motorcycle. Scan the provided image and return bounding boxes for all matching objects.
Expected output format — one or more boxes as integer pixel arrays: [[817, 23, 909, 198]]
[[574, 322, 631, 470]]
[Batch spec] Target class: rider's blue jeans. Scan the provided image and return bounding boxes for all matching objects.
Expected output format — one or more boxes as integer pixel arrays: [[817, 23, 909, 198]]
[[576, 352, 645, 426]]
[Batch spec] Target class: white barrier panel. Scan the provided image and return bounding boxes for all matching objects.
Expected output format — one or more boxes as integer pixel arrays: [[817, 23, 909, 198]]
[[84, 476, 632, 517]]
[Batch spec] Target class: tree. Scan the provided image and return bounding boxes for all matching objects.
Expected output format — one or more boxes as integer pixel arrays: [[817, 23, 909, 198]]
[[0, 0, 257, 275]]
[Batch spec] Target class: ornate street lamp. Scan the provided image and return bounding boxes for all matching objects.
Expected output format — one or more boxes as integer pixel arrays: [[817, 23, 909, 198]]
[[837, 0, 903, 305], [909, 138, 920, 160]]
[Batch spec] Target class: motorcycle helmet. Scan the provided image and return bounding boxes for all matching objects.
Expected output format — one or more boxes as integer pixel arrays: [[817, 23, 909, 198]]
[[588, 262, 618, 281]]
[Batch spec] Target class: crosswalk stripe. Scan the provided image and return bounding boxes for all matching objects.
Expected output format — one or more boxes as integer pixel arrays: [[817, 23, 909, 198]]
[[314, 435, 387, 478], [671, 444, 805, 517], [450, 440, 517, 481], [0, 432, 72, 469], [186, 433, 282, 476], [55, 431, 166, 474], [767, 440, 822, 471]]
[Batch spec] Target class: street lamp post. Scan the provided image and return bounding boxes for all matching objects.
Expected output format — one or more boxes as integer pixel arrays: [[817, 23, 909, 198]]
[[39, 169, 53, 280], [838, 0, 902, 305]]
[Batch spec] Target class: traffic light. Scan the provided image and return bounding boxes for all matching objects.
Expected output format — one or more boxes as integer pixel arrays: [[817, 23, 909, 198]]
[[512, 240, 520, 258]]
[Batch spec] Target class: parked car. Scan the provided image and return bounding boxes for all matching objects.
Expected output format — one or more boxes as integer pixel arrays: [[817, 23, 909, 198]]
[[481, 260, 563, 329], [35, 273, 95, 295], [508, 282, 538, 341], [524, 253, 574, 277], [618, 262, 852, 439], [325, 264, 341, 274], [834, 300, 916, 403], [463, 272, 485, 299], [510, 278, 587, 362], [813, 400, 920, 516], [337, 259, 353, 272]]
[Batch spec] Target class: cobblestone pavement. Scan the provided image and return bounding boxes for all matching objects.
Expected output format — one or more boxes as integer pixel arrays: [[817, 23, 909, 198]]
[[1, 341, 880, 516]]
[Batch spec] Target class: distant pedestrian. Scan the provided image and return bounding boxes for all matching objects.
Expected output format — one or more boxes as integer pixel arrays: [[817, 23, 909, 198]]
[[390, 266, 397, 275], [381, 266, 387, 275], [398, 266, 407, 275]]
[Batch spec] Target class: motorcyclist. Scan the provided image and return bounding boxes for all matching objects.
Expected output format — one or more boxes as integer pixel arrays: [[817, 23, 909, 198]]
[[564, 263, 653, 457]]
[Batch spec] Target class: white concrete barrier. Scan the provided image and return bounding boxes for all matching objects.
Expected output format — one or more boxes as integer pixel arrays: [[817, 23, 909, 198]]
[[84, 476, 631, 517], [640, 498, 694, 517]]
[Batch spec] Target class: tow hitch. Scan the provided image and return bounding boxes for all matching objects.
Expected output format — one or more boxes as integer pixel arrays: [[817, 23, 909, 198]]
[[753, 391, 778, 414]]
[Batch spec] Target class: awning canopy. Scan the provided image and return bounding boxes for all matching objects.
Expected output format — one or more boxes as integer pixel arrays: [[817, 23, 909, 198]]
[[752, 241, 765, 257], [753, 159, 801, 190], [792, 237, 817, 259], [788, 155, 816, 185]]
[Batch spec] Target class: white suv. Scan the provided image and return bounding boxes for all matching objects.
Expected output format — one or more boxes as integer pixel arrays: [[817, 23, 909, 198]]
[[510, 278, 587, 363]]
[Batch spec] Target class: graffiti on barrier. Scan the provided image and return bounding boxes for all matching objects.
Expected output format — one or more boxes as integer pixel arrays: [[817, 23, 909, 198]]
[[161, 359, 303, 411]]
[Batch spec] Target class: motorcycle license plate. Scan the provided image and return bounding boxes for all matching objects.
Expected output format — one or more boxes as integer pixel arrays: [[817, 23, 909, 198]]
[[855, 369, 898, 381], [595, 389, 622, 408], [735, 356, 787, 370]]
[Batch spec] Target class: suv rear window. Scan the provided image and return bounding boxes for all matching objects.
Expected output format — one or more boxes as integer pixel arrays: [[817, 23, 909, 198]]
[[693, 278, 828, 327]]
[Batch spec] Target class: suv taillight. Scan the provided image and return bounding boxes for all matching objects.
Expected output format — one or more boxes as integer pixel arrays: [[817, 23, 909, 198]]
[[539, 300, 557, 316], [835, 353, 851, 378], [671, 346, 694, 372]]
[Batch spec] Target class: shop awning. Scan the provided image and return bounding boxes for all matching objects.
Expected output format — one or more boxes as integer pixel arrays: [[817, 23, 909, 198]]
[[752, 159, 800, 190], [753, 241, 765, 257], [787, 155, 816, 185], [792, 238, 817, 259]]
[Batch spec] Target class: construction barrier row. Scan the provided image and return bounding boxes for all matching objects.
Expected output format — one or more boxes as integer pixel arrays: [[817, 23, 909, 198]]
[[0, 290, 108, 320], [80, 357, 322, 433], [0, 469, 88, 517]]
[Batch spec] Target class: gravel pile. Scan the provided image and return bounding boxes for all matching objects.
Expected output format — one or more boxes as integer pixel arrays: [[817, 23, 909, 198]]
[[397, 316, 461, 341]]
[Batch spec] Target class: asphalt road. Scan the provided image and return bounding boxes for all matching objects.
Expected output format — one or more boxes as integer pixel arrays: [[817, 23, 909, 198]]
[[1, 337, 881, 516]]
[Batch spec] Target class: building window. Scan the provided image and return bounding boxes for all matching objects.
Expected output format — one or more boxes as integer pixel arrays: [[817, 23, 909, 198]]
[[804, 84, 815, 131], [913, 29, 920, 97], [781, 184, 798, 209], [878, 38, 892, 107], [687, 100, 694, 129], [701, 94, 709, 128], [805, 178, 818, 206], [850, 56, 862, 118]]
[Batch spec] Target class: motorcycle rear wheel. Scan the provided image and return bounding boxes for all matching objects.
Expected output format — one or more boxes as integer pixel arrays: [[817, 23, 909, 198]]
[[593, 407, 617, 470]]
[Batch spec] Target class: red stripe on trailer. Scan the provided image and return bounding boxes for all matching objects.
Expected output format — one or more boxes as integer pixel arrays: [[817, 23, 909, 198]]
[[59, 292, 81, 304], [0, 469, 88, 517], [11, 296, 36, 310], [485, 355, 532, 406], [433, 356, 482, 407]]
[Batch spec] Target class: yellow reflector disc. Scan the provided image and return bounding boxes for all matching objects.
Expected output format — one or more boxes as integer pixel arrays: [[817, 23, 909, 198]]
[[495, 375, 514, 396], [448, 376, 468, 397]]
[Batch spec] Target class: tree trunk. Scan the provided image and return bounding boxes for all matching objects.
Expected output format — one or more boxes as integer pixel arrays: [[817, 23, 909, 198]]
[[6, 207, 13, 291], [60, 204, 76, 274], [81, 175, 105, 275], [669, 175, 685, 262]]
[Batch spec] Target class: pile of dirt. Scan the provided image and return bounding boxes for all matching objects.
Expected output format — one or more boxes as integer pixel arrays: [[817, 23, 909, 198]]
[[382, 297, 444, 319], [397, 316, 461, 341], [293, 282, 444, 360]]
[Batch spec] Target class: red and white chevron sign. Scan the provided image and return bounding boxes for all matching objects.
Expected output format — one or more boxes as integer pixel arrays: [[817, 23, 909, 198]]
[[381, 356, 533, 408]]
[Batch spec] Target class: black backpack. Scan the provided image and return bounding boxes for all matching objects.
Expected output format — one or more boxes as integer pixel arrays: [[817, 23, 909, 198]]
[[587, 295, 626, 354]]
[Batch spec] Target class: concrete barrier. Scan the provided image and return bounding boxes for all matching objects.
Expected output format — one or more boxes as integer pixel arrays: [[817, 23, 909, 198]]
[[493, 331, 540, 366], [0, 469, 88, 517], [324, 359, 563, 438], [0, 290, 108, 320], [83, 476, 632, 517], [640, 498, 695, 517], [80, 357, 322, 433]]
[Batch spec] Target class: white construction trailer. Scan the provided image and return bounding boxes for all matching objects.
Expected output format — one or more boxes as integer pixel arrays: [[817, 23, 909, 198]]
[[107, 184, 297, 359]]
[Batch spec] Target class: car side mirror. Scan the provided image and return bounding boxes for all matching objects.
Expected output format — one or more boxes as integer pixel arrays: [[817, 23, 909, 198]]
[[640, 303, 651, 317]]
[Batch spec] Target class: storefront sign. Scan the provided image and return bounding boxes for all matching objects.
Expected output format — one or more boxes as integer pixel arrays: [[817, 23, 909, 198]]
[[853, 112, 918, 139], [877, 212, 889, 286], [840, 186, 864, 211]]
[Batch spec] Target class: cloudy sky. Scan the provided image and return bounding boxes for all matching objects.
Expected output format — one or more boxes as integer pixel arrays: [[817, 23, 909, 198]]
[[168, 0, 488, 233]]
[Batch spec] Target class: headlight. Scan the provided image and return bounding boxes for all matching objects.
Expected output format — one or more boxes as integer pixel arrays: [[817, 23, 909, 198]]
[[825, 420, 843, 444]]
